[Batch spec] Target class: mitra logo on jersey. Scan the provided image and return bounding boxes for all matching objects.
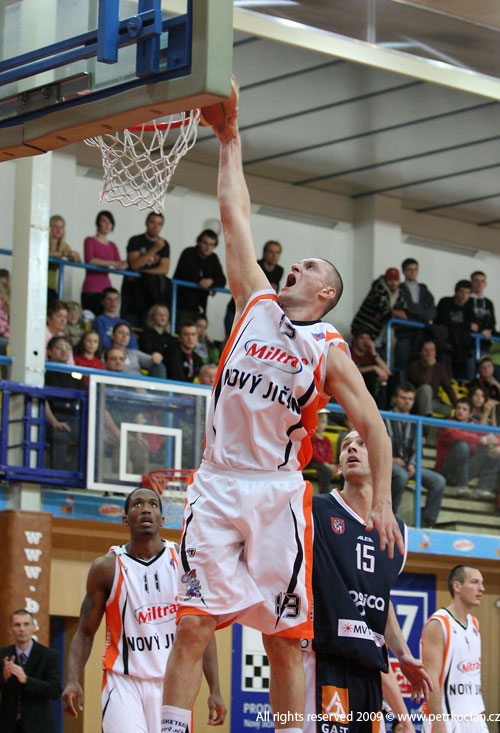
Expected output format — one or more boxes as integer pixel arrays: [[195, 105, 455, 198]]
[[134, 603, 177, 625], [244, 340, 303, 374], [457, 660, 481, 675]]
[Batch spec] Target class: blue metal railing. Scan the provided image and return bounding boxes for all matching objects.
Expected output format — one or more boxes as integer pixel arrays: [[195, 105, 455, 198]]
[[384, 317, 500, 368], [0, 248, 231, 322], [325, 402, 500, 529]]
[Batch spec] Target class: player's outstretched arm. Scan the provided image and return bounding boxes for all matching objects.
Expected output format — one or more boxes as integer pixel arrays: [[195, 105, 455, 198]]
[[325, 345, 403, 558], [212, 111, 270, 316], [202, 635, 227, 726], [61, 554, 114, 717], [421, 619, 447, 733], [385, 603, 432, 703], [381, 665, 415, 733]]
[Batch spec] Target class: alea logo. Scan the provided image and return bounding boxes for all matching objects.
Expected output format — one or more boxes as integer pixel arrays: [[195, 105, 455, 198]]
[[457, 660, 481, 675], [245, 340, 302, 374], [134, 603, 177, 625], [349, 590, 385, 616]]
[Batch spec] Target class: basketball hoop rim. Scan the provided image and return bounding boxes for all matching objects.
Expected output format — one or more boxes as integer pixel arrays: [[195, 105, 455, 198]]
[[128, 109, 200, 132]]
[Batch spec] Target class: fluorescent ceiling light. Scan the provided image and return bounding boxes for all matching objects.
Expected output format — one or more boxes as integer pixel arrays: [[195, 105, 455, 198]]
[[234, 1, 298, 7], [402, 234, 479, 257], [256, 204, 339, 229]]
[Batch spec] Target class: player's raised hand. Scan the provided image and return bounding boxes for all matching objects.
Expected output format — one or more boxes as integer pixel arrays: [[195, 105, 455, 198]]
[[212, 109, 239, 145], [61, 681, 84, 717], [397, 652, 433, 702], [207, 691, 227, 726], [365, 501, 404, 559]]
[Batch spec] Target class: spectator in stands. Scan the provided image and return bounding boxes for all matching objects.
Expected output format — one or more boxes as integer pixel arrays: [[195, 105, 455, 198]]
[[308, 411, 337, 494], [139, 304, 175, 356], [197, 363, 218, 387], [110, 322, 165, 379], [74, 330, 104, 385], [406, 339, 456, 417], [81, 210, 127, 315], [164, 320, 202, 382], [224, 240, 284, 335], [350, 267, 407, 348], [48, 215, 81, 302], [0, 269, 10, 353], [64, 301, 85, 348], [121, 212, 172, 327], [45, 336, 86, 471], [384, 382, 446, 528], [194, 315, 220, 365], [173, 229, 226, 327], [93, 287, 139, 351], [435, 279, 474, 380], [468, 384, 497, 427], [350, 330, 391, 409], [469, 354, 500, 400], [435, 397, 500, 499], [46, 300, 75, 365], [395, 258, 436, 371], [465, 271, 496, 352], [102, 347, 148, 474]]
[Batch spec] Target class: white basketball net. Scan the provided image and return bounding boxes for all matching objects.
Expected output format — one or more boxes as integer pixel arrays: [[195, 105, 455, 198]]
[[84, 109, 201, 213]]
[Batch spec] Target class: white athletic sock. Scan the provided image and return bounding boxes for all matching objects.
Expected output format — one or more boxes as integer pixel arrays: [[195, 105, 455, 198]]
[[280, 728, 302, 732], [160, 705, 191, 733]]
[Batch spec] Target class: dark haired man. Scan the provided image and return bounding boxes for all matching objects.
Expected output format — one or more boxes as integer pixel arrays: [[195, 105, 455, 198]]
[[465, 271, 496, 349], [435, 397, 500, 499], [173, 228, 226, 327], [164, 321, 202, 382], [421, 565, 487, 733], [62, 486, 225, 731], [160, 109, 402, 733], [121, 212, 172, 327], [94, 287, 139, 350], [395, 258, 436, 371], [385, 382, 446, 528], [436, 280, 474, 380], [0, 609, 61, 732]]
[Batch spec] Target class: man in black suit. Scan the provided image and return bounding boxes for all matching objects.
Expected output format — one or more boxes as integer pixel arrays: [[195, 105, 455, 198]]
[[0, 609, 61, 732]]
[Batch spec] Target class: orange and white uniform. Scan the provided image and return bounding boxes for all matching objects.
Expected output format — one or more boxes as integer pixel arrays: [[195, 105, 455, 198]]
[[101, 541, 178, 732], [178, 288, 349, 636], [422, 609, 487, 733]]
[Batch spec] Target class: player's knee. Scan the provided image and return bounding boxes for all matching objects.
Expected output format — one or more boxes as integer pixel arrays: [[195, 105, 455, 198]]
[[176, 615, 215, 651], [262, 634, 301, 667]]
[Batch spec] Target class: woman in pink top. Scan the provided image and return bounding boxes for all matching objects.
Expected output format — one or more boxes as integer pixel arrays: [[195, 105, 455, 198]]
[[81, 210, 127, 315], [0, 269, 10, 354]]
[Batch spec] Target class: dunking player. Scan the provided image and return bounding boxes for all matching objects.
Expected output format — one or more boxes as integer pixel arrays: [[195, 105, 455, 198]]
[[160, 109, 403, 733], [302, 431, 431, 732], [421, 565, 487, 733], [61, 487, 225, 732]]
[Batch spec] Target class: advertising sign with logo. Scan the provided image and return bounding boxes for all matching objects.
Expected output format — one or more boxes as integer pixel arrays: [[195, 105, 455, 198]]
[[231, 624, 274, 731], [389, 572, 436, 728]]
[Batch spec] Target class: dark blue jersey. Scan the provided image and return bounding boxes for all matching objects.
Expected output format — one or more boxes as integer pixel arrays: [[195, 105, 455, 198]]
[[311, 489, 407, 671]]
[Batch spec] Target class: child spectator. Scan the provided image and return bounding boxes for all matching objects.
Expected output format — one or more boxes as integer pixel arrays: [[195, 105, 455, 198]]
[[64, 301, 85, 347], [48, 215, 81, 301], [0, 269, 10, 353], [468, 384, 497, 426], [74, 330, 104, 385], [308, 411, 337, 493], [81, 210, 127, 315], [139, 304, 175, 355], [93, 287, 139, 351], [111, 322, 165, 379], [194, 314, 220, 364]]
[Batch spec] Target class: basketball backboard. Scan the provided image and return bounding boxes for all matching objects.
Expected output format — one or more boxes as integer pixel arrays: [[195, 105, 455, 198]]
[[0, 0, 233, 162]]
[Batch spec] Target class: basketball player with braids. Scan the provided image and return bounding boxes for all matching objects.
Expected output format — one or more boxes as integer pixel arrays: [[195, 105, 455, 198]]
[[160, 108, 403, 733], [302, 431, 431, 732], [61, 487, 225, 732], [421, 565, 487, 733]]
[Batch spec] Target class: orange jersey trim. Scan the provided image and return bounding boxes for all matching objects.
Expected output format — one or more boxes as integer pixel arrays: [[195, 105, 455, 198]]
[[103, 556, 125, 671]]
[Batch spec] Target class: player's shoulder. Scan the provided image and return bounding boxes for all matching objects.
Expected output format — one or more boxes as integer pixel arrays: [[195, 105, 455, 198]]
[[88, 552, 116, 587]]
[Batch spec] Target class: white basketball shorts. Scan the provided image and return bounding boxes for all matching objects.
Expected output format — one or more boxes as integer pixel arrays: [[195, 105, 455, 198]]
[[177, 460, 313, 637], [101, 669, 163, 733]]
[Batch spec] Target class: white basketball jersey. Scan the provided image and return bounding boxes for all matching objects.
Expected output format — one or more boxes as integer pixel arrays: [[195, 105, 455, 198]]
[[205, 289, 348, 471], [103, 541, 178, 680], [423, 609, 485, 718]]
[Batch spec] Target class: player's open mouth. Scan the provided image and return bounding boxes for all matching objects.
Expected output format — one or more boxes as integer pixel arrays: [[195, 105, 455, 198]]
[[347, 456, 359, 464], [285, 273, 296, 287]]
